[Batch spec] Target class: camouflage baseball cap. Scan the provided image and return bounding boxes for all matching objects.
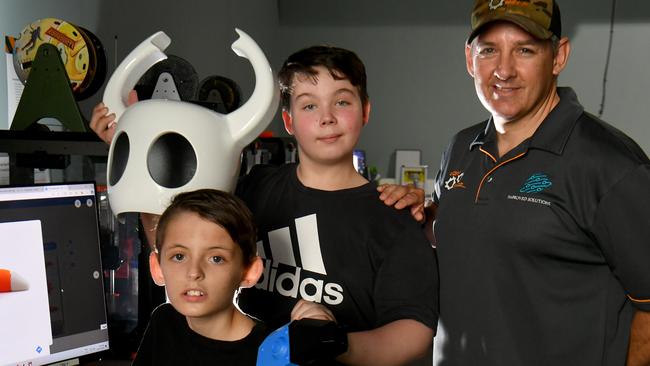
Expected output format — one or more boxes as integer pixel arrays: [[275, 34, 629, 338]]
[[467, 0, 562, 44]]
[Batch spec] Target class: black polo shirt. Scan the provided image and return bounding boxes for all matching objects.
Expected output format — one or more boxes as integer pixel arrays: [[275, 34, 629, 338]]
[[432, 87, 650, 366]]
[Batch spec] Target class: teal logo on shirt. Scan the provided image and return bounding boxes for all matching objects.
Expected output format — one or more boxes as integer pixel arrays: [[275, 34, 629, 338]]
[[520, 173, 552, 193]]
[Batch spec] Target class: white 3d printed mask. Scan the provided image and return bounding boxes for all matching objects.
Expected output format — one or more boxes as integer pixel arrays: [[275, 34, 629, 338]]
[[103, 29, 279, 216]]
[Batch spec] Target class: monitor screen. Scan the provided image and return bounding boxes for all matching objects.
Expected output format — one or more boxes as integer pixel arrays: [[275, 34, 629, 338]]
[[352, 149, 367, 176], [0, 182, 109, 366]]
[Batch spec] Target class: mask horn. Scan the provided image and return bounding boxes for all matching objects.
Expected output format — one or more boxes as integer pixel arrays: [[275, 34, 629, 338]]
[[226, 28, 280, 149], [102, 31, 171, 122]]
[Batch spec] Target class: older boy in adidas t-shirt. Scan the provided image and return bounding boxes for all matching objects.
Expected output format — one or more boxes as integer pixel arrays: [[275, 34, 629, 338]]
[[236, 45, 438, 365]]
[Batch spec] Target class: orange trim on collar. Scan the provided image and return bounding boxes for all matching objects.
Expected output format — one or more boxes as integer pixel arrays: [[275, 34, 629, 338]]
[[479, 147, 497, 163], [628, 294, 650, 303], [475, 151, 526, 203]]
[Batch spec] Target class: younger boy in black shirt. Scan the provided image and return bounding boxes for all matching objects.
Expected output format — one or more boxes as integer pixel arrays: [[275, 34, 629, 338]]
[[133, 189, 266, 365]]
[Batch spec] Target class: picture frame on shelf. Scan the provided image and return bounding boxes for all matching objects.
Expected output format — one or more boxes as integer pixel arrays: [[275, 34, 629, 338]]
[[395, 149, 421, 179], [400, 165, 428, 189]]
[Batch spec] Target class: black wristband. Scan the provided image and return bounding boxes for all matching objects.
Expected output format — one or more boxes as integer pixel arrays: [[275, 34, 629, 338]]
[[289, 318, 348, 364]]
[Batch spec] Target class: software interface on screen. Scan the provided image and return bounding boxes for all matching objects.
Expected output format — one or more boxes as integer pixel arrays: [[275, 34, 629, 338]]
[[0, 182, 109, 366]]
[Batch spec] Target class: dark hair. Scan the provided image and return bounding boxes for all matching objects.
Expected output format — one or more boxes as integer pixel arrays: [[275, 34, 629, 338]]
[[155, 189, 257, 265], [278, 45, 368, 111]]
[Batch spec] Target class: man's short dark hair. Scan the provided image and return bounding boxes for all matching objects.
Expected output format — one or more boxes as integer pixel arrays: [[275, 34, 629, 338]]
[[155, 189, 257, 265], [278, 45, 369, 111]]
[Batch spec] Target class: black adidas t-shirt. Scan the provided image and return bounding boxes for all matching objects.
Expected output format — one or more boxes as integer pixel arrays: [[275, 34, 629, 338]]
[[132, 303, 269, 365], [236, 163, 438, 332]]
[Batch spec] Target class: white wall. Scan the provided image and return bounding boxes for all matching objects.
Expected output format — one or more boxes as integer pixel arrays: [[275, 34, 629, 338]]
[[92, 0, 280, 112], [565, 22, 650, 152], [277, 24, 482, 178], [2, 0, 649, 179], [276, 0, 650, 178]]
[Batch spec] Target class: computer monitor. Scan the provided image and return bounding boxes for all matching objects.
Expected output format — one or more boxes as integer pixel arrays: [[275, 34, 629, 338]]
[[0, 182, 109, 366], [352, 149, 367, 177]]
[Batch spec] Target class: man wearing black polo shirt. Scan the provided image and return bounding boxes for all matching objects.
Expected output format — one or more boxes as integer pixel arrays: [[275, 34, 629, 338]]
[[379, 0, 650, 365]]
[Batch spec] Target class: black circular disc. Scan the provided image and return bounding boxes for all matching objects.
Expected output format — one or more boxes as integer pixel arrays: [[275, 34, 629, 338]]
[[197, 75, 241, 113], [135, 55, 198, 101]]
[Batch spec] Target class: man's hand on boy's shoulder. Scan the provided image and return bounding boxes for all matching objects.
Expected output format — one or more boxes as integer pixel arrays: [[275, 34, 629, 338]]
[[377, 184, 427, 223], [89, 90, 139, 145]]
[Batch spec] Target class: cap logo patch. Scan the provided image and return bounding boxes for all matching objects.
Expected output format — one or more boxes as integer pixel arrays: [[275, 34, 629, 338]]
[[489, 0, 545, 12], [489, 0, 505, 10]]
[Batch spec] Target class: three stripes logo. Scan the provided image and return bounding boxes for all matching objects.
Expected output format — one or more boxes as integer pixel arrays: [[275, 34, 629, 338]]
[[255, 214, 344, 305]]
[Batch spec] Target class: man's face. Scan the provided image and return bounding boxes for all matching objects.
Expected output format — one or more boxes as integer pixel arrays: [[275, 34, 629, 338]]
[[465, 22, 563, 126], [282, 66, 370, 168], [155, 211, 248, 325]]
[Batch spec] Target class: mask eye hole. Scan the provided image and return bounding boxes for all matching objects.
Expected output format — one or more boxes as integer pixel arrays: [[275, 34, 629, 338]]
[[109, 132, 130, 186], [147, 133, 197, 188]]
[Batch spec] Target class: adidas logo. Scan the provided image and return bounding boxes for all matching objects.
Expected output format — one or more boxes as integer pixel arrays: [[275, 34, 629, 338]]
[[255, 214, 344, 306]]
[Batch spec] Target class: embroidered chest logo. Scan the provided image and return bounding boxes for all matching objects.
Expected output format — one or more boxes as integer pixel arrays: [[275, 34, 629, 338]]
[[507, 173, 553, 206], [444, 170, 466, 190], [519, 173, 553, 193]]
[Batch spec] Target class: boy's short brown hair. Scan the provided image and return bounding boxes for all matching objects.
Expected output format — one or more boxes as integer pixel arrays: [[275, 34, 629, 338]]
[[155, 189, 257, 265], [278, 45, 368, 111]]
